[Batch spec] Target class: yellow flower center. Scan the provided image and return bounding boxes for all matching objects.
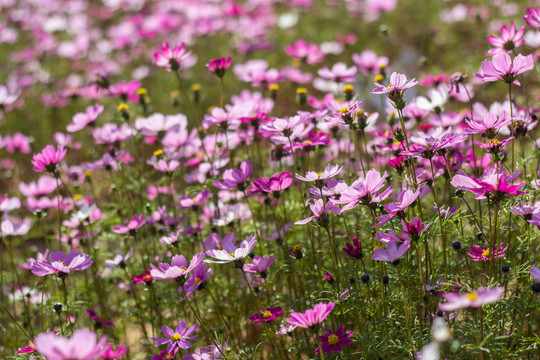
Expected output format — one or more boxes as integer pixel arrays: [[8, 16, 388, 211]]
[[343, 85, 354, 93], [489, 139, 500, 145], [328, 334, 340, 345], [466, 292, 479, 301], [262, 310, 272, 318], [374, 74, 384, 83], [387, 84, 393, 88], [482, 248, 490, 258], [117, 103, 128, 112], [143, 274, 151, 281], [153, 149, 164, 157], [229, 252, 236, 257], [373, 246, 382, 251], [339, 107, 349, 114], [137, 88, 148, 95], [170, 334, 182, 341], [191, 84, 201, 91], [292, 244, 302, 252], [269, 84, 279, 91], [217, 245, 223, 250], [74, 194, 83, 200], [317, 172, 323, 177], [193, 278, 201, 285], [296, 87, 307, 94]]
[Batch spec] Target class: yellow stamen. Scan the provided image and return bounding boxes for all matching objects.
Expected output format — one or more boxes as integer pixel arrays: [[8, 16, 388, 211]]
[[466, 292, 479, 301], [269, 84, 279, 91], [328, 334, 340, 345], [482, 248, 490, 258], [339, 107, 349, 114], [117, 103, 128, 112], [73, 194, 83, 200], [153, 149, 164, 157], [191, 84, 201, 91], [262, 310, 272, 318], [296, 87, 307, 94], [374, 74, 384, 83], [343, 84, 354, 93], [137, 88, 148, 95], [170, 334, 182, 341], [292, 244, 302, 252]]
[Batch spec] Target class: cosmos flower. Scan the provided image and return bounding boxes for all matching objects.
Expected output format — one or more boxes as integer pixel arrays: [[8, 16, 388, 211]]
[[315, 325, 354, 356], [249, 307, 283, 323], [204, 235, 257, 265], [342, 237, 362, 258], [295, 164, 343, 186], [285, 40, 325, 64], [32, 250, 92, 278], [465, 111, 510, 138], [372, 72, 417, 105], [467, 243, 508, 261], [475, 52, 534, 86], [295, 198, 341, 227], [151, 320, 198, 353], [66, 104, 104, 133], [112, 214, 146, 234], [486, 21, 525, 55], [34, 328, 106, 360], [252, 172, 292, 198], [438, 287, 504, 311], [31, 145, 67, 173], [154, 42, 193, 72], [524, 8, 540, 30], [372, 240, 411, 264], [150, 253, 204, 282], [286, 302, 335, 328], [213, 159, 252, 191], [207, 57, 231, 78]]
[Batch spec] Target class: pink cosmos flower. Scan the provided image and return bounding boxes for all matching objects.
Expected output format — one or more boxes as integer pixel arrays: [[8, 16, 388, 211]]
[[112, 214, 146, 234], [250, 307, 283, 323], [31, 250, 92, 278], [473, 137, 513, 153], [317, 62, 357, 83], [66, 104, 104, 133], [475, 52, 534, 86], [252, 172, 292, 198], [213, 159, 252, 191], [295, 199, 341, 227], [104, 249, 133, 269], [86, 310, 116, 327], [372, 72, 417, 104], [135, 113, 187, 137], [439, 287, 504, 312], [372, 240, 411, 264], [3, 133, 32, 154], [295, 164, 343, 186], [175, 189, 212, 209], [92, 123, 135, 144], [285, 40, 325, 64], [151, 320, 198, 352], [451, 169, 527, 200], [150, 253, 204, 282], [465, 111, 510, 138], [34, 328, 107, 360], [32, 145, 67, 173], [133, 270, 153, 284], [100, 344, 129, 359], [108, 80, 140, 103], [204, 235, 257, 265], [154, 42, 193, 72], [467, 243, 508, 261], [376, 189, 420, 226], [315, 325, 354, 356], [149, 159, 180, 173], [524, 8, 540, 30], [207, 57, 231, 78], [180, 263, 213, 298], [486, 21, 525, 55], [352, 50, 389, 75], [531, 266, 540, 281], [259, 114, 310, 138], [286, 302, 335, 328], [335, 169, 393, 211], [402, 132, 468, 159], [243, 256, 275, 275]]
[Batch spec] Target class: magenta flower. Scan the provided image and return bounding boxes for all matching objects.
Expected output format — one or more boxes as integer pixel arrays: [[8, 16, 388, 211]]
[[86, 310, 116, 327], [524, 8, 540, 30], [473, 137, 513, 153], [34, 328, 106, 360], [133, 270, 153, 284], [372, 240, 411, 264], [154, 42, 193, 72], [181, 263, 213, 298], [32, 250, 92, 278], [151, 320, 198, 352], [342, 237, 362, 258], [286, 302, 335, 329], [285, 40, 325, 64], [295, 199, 341, 227], [467, 243, 508, 261], [451, 169, 526, 200], [295, 164, 343, 186], [401, 218, 430, 241], [259, 114, 310, 138], [252, 172, 292, 198], [401, 132, 468, 159], [249, 307, 283, 323], [475, 52, 534, 86], [175, 189, 212, 209], [315, 325, 354, 356], [372, 72, 417, 105], [213, 159, 252, 191], [465, 111, 510, 138], [207, 57, 231, 78], [204, 235, 257, 265], [66, 104, 104, 133], [109, 80, 141, 103], [31, 145, 67, 173], [112, 214, 146, 234], [486, 21, 525, 55], [150, 253, 204, 282], [439, 287, 504, 312], [100, 344, 129, 359]]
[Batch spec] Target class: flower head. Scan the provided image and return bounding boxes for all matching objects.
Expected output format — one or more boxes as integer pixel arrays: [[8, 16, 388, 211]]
[[295, 164, 343, 187], [467, 243, 508, 261], [439, 287, 504, 312], [34, 328, 106, 360], [372, 240, 411, 264], [204, 235, 257, 266], [250, 307, 283, 323], [315, 325, 354, 355], [150, 253, 204, 283], [207, 57, 231, 78], [475, 52, 534, 86], [524, 8, 540, 30], [32, 250, 92, 278], [32, 145, 67, 173], [154, 42, 194, 72], [486, 21, 525, 55], [151, 320, 198, 353], [286, 302, 335, 329], [112, 214, 146, 234], [372, 72, 417, 107]]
